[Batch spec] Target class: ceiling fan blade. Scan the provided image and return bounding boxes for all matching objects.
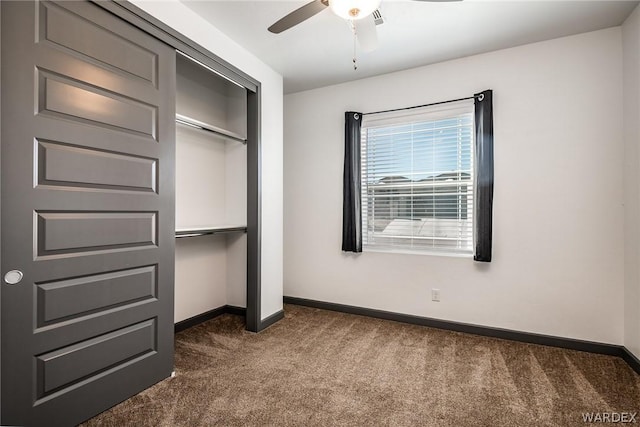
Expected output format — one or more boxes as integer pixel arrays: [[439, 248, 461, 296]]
[[355, 17, 378, 53], [268, 0, 329, 34]]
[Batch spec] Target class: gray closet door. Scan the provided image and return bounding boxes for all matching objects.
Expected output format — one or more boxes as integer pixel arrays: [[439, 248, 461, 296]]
[[1, 1, 176, 425]]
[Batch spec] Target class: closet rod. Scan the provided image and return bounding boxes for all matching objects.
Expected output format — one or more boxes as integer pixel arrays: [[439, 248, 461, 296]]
[[175, 226, 247, 238], [176, 50, 246, 90], [176, 113, 247, 144]]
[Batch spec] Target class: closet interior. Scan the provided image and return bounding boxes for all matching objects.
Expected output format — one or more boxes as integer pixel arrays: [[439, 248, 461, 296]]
[[174, 52, 248, 323]]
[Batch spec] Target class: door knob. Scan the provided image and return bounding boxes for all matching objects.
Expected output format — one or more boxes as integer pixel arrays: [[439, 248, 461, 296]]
[[4, 270, 23, 285]]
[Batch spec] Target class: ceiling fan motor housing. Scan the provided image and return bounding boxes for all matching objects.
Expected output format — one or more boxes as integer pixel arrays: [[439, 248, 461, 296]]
[[329, 0, 383, 20]]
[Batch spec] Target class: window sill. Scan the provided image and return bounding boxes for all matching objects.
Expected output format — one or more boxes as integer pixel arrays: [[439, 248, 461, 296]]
[[363, 246, 473, 258]]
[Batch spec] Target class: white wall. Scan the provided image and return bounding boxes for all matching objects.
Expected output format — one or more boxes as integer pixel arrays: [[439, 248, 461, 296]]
[[174, 124, 228, 322], [132, 0, 283, 322], [623, 5, 640, 359], [284, 28, 625, 344], [173, 126, 247, 322]]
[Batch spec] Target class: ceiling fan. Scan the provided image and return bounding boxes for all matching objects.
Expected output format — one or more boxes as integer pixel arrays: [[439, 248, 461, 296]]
[[268, 0, 462, 55]]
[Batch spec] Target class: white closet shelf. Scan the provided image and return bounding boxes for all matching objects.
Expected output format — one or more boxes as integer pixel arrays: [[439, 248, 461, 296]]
[[175, 225, 247, 238], [176, 113, 246, 144]]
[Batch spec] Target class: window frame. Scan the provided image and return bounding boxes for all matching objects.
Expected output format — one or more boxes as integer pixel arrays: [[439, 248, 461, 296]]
[[360, 100, 475, 257]]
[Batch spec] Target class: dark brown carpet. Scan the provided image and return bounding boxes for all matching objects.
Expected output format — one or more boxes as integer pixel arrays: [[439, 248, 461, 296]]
[[83, 304, 640, 426]]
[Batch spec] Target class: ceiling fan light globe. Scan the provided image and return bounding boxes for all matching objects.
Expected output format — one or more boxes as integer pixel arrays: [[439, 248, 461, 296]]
[[329, 0, 382, 20]]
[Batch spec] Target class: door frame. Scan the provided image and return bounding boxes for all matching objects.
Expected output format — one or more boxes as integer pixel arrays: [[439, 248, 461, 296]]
[[0, 0, 3, 413], [91, 1, 265, 332]]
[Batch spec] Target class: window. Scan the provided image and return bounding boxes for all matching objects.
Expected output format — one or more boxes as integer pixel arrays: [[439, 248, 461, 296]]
[[361, 101, 474, 255]]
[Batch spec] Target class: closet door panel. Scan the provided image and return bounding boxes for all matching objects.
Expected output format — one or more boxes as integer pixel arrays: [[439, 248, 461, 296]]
[[38, 0, 157, 84], [38, 74, 158, 138], [1, 1, 175, 426], [37, 140, 158, 192]]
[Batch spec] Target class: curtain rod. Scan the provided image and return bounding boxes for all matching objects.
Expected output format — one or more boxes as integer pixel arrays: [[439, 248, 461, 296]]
[[362, 93, 484, 116]]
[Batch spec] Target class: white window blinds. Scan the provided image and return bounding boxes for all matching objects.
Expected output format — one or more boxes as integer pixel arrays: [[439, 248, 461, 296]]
[[361, 101, 474, 255]]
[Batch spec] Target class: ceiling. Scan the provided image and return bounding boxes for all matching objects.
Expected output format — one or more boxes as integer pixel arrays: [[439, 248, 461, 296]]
[[182, 0, 639, 94]]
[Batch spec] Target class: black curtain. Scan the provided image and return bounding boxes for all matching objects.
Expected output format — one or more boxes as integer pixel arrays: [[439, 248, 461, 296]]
[[474, 90, 494, 262], [342, 111, 363, 252]]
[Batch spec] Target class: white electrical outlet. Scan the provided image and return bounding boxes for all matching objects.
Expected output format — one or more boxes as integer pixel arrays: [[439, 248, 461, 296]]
[[432, 289, 440, 302]]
